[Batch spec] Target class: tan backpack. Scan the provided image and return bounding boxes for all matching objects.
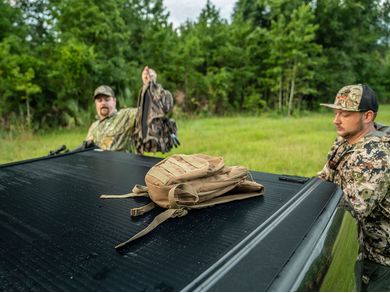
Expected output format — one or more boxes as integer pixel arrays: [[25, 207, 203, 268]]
[[101, 154, 264, 248]]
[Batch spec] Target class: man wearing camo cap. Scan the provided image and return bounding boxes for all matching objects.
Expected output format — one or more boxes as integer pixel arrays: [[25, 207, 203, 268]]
[[85, 66, 161, 151], [318, 84, 389, 291]]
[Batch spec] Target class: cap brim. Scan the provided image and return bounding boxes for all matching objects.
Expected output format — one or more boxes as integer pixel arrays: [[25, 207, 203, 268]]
[[93, 92, 111, 99], [319, 103, 360, 111], [320, 103, 342, 109]]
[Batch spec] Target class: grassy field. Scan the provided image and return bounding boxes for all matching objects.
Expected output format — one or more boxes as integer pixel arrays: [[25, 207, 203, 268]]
[[4, 115, 332, 175], [1, 106, 389, 291], [1, 106, 389, 177]]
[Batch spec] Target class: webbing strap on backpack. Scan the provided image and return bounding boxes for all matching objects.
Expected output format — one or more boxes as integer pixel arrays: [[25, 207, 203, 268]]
[[189, 191, 262, 209], [100, 184, 156, 216], [130, 202, 157, 217], [166, 181, 247, 208], [100, 184, 148, 199], [115, 208, 188, 249], [100, 193, 145, 199]]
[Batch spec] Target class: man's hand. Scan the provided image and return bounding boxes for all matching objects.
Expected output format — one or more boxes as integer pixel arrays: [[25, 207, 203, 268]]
[[142, 66, 157, 85]]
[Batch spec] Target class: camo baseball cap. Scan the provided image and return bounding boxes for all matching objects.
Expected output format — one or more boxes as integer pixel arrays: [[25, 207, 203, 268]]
[[93, 85, 115, 99], [320, 84, 378, 112]]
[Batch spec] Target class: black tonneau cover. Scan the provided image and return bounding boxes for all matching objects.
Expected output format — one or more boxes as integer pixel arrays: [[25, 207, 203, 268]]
[[0, 151, 340, 291]]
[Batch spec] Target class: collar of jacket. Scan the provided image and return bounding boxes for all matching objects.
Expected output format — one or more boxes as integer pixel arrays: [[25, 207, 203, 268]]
[[96, 110, 118, 122]]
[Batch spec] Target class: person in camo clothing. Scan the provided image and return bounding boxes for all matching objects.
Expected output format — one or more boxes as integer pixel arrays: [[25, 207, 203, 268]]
[[86, 66, 168, 151], [318, 84, 389, 291]]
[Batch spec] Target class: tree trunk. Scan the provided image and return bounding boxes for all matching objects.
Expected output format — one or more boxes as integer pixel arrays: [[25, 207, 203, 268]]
[[278, 74, 282, 113], [287, 63, 297, 117], [26, 96, 31, 129]]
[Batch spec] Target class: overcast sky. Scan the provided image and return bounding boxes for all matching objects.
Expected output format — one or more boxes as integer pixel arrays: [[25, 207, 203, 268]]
[[163, 0, 236, 28]]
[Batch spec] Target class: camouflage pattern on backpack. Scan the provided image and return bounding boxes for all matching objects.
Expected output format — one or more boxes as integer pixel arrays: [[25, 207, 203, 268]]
[[132, 81, 179, 154]]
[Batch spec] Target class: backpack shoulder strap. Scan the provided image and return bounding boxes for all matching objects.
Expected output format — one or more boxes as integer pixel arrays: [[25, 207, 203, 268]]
[[190, 191, 264, 209], [100, 193, 146, 199], [115, 208, 188, 249], [100, 184, 148, 199], [131, 202, 158, 217]]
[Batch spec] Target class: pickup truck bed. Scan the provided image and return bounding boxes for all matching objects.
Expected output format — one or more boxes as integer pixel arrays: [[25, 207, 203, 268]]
[[0, 150, 342, 291]]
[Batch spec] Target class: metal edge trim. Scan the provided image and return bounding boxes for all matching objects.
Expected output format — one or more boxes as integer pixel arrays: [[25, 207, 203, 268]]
[[181, 178, 323, 292]]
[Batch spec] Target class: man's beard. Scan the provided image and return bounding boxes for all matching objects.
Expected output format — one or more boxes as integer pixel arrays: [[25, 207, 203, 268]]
[[340, 119, 365, 141], [99, 107, 109, 117]]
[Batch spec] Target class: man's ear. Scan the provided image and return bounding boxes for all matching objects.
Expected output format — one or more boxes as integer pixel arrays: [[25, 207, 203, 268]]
[[364, 110, 376, 123]]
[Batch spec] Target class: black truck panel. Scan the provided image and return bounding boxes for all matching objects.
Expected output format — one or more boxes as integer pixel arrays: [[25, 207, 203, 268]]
[[0, 150, 346, 291]]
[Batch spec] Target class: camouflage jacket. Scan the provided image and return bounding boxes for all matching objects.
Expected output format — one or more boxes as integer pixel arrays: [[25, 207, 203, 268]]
[[318, 129, 390, 266], [86, 108, 137, 151]]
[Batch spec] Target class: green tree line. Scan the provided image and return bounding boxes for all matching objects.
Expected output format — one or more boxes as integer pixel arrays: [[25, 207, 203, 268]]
[[1, 0, 390, 130]]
